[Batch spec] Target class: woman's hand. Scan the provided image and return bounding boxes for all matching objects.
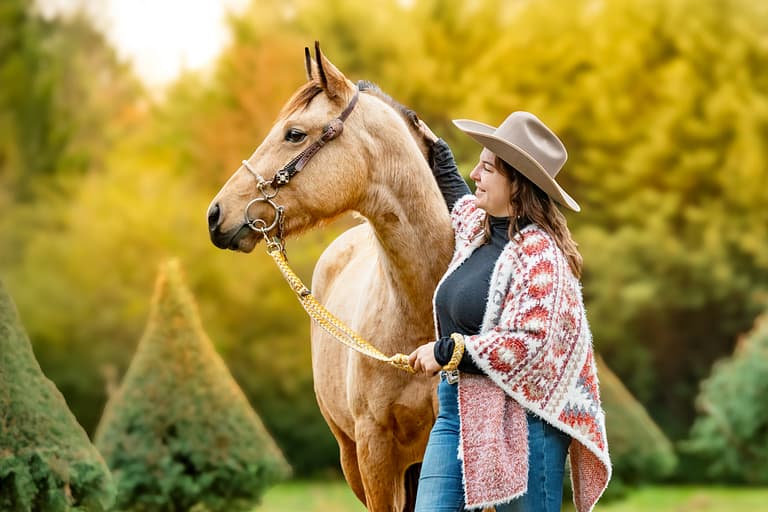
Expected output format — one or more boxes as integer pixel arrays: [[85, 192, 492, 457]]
[[408, 342, 441, 376], [417, 119, 439, 145]]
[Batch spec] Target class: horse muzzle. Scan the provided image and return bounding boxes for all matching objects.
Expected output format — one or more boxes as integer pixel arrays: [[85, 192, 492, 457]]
[[207, 202, 261, 252]]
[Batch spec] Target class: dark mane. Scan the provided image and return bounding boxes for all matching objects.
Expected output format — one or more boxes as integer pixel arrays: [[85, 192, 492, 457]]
[[281, 79, 421, 132], [357, 80, 431, 162], [357, 80, 420, 130]]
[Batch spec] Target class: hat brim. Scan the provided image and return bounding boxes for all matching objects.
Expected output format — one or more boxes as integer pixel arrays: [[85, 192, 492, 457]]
[[452, 119, 580, 212]]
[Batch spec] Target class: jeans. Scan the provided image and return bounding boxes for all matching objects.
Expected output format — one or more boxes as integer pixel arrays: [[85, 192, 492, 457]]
[[414, 378, 571, 512]]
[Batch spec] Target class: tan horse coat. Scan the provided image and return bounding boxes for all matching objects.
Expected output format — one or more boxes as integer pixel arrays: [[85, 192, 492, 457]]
[[208, 48, 454, 511]]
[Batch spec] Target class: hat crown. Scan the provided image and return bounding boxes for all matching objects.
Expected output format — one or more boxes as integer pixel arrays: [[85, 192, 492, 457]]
[[494, 112, 567, 178], [452, 111, 580, 211]]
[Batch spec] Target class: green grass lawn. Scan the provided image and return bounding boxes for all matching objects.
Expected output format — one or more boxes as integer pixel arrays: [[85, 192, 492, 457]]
[[256, 480, 768, 512], [592, 485, 768, 512], [257, 479, 366, 512]]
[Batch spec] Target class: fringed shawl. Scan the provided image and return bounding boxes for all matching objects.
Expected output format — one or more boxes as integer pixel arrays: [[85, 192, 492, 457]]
[[432, 195, 611, 511]]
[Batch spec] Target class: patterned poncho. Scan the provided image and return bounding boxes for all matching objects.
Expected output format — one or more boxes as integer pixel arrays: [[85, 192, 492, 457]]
[[432, 195, 611, 511]]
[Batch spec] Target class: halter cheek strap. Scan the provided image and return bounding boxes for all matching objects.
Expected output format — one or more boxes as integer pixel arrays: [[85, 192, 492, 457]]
[[268, 89, 359, 188], [242, 87, 360, 242]]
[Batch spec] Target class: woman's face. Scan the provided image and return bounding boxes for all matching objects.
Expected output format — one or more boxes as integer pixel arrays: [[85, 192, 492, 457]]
[[469, 149, 514, 217]]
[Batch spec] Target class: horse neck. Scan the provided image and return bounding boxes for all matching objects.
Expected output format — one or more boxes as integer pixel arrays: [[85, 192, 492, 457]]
[[357, 134, 455, 324]]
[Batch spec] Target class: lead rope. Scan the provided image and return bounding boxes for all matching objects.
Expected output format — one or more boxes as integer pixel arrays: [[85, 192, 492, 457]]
[[265, 241, 416, 374]]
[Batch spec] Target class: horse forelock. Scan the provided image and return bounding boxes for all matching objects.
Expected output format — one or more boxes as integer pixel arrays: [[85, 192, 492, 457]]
[[279, 82, 324, 118]]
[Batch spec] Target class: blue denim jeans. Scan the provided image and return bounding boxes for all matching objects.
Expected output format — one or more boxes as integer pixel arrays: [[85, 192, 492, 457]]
[[414, 378, 571, 512]]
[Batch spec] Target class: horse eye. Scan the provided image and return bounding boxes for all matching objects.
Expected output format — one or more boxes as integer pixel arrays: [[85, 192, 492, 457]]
[[285, 128, 307, 144]]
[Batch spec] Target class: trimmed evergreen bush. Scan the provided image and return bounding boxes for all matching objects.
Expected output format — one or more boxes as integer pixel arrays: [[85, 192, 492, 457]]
[[94, 260, 289, 511], [0, 280, 115, 511], [598, 355, 677, 494], [684, 312, 768, 483]]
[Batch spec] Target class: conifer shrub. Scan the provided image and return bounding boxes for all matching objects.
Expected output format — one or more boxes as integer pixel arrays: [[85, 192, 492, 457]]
[[598, 355, 677, 495], [684, 312, 768, 483], [0, 281, 115, 511], [94, 260, 289, 511]]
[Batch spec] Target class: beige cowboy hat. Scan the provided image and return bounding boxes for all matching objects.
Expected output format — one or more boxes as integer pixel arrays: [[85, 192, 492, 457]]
[[453, 112, 580, 212]]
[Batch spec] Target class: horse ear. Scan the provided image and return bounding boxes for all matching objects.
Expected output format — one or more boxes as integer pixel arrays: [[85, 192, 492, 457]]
[[314, 41, 349, 99], [304, 46, 313, 81]]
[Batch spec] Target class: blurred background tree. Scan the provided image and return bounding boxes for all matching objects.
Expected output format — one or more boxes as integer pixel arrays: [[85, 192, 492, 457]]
[[0, 0, 140, 206], [95, 260, 289, 511], [684, 311, 768, 483], [0, 281, 115, 511], [596, 355, 677, 497], [1, 0, 767, 485]]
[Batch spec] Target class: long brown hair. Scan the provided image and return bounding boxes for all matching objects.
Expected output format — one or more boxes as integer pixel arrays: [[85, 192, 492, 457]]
[[484, 156, 583, 278]]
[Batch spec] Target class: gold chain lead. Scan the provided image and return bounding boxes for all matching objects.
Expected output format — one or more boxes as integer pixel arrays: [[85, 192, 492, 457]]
[[267, 246, 416, 373]]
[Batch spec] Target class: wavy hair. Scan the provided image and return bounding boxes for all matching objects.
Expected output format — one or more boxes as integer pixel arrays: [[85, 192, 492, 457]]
[[483, 157, 583, 278]]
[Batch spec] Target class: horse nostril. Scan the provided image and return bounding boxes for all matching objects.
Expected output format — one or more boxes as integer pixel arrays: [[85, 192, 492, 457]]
[[207, 203, 222, 232]]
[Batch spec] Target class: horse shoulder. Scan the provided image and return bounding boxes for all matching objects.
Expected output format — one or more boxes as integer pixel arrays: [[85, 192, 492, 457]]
[[312, 222, 374, 303]]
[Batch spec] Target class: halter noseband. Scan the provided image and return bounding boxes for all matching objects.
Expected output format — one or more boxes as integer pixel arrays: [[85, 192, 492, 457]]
[[242, 87, 360, 250]]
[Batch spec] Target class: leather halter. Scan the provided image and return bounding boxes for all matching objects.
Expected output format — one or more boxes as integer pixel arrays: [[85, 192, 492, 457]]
[[242, 87, 360, 243]]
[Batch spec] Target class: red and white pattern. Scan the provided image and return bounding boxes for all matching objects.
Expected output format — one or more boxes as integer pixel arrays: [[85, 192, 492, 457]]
[[433, 195, 611, 511]]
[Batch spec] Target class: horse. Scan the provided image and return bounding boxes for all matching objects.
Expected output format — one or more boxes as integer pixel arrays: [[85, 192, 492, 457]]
[[207, 44, 455, 511]]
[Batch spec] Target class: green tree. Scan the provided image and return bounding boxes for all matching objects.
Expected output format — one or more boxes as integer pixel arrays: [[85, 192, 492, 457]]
[[0, 1, 140, 203], [0, 0, 64, 201], [0, 280, 115, 511], [94, 260, 289, 511], [550, 0, 768, 442], [684, 312, 768, 483], [598, 356, 676, 495]]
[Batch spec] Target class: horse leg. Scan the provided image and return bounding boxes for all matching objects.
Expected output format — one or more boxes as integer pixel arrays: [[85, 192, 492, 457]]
[[327, 422, 367, 505], [403, 463, 421, 512], [356, 425, 411, 512]]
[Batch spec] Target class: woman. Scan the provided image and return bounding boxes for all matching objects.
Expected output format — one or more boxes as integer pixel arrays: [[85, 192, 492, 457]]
[[409, 112, 611, 512]]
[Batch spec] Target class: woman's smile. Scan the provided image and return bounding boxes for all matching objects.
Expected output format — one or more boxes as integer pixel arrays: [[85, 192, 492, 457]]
[[469, 149, 513, 217]]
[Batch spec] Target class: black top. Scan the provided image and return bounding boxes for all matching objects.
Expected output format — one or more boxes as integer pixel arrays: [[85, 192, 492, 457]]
[[434, 216, 515, 373], [435, 216, 512, 335], [430, 139, 471, 213], [429, 139, 512, 374]]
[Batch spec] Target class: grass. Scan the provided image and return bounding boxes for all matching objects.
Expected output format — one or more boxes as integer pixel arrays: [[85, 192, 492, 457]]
[[593, 485, 768, 512], [255, 480, 768, 512], [256, 479, 365, 512]]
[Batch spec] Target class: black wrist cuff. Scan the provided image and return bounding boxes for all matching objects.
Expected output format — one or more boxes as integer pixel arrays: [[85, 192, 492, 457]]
[[433, 336, 455, 366]]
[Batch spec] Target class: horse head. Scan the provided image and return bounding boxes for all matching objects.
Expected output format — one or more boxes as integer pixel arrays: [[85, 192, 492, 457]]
[[207, 43, 431, 252]]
